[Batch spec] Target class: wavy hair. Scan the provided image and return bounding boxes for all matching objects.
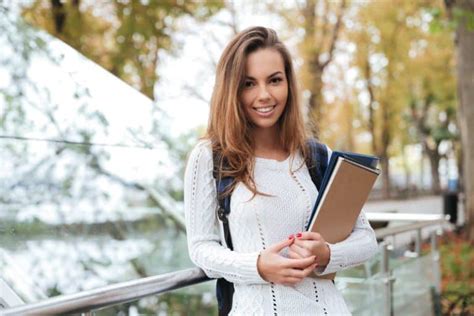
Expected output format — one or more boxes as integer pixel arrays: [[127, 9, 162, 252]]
[[205, 26, 312, 198]]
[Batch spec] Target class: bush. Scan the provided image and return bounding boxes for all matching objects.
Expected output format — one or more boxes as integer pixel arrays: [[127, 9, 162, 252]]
[[439, 230, 473, 315]]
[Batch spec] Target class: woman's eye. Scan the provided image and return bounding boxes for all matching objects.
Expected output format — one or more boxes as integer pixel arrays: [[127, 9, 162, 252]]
[[244, 81, 255, 88], [270, 77, 283, 84]]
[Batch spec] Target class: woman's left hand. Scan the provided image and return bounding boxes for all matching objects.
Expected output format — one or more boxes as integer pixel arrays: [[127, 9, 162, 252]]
[[288, 232, 331, 268]]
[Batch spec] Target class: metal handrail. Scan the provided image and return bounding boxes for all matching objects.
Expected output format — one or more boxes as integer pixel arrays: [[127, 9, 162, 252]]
[[368, 214, 449, 239], [2, 213, 449, 316], [366, 212, 448, 222], [2, 268, 208, 316]]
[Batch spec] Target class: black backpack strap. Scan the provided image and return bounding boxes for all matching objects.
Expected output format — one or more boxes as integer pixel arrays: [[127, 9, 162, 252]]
[[216, 177, 234, 250], [212, 149, 235, 316], [212, 151, 234, 250], [306, 139, 329, 191]]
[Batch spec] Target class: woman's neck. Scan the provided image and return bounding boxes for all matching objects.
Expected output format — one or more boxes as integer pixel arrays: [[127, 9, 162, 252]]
[[251, 126, 288, 159]]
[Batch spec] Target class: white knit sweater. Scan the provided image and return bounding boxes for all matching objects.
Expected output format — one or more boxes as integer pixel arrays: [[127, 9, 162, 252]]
[[184, 140, 378, 315]]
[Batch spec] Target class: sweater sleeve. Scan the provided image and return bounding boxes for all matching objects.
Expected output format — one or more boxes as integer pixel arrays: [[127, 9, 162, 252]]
[[184, 140, 266, 284], [314, 145, 379, 276], [314, 209, 378, 275]]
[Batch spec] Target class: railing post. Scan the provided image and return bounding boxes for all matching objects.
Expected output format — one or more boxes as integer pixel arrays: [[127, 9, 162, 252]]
[[431, 230, 442, 316], [415, 228, 422, 255], [381, 242, 395, 316]]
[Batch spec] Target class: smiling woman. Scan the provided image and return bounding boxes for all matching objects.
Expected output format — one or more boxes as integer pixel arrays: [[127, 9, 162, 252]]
[[240, 49, 288, 132], [183, 26, 378, 316]]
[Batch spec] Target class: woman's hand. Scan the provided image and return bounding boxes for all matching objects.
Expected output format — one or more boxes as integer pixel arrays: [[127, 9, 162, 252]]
[[257, 236, 318, 285], [288, 232, 331, 268]]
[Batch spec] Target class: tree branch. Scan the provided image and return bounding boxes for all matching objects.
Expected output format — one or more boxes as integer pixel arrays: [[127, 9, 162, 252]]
[[320, 0, 346, 69]]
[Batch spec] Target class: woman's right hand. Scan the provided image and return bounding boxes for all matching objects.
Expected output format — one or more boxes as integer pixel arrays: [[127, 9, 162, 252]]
[[257, 236, 318, 285]]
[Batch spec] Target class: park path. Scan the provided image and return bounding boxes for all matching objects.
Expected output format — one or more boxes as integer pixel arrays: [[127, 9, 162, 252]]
[[364, 195, 463, 248]]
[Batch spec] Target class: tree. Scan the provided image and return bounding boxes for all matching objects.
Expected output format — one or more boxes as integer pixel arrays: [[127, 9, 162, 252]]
[[21, 0, 223, 99], [404, 10, 457, 195], [445, 0, 474, 240], [269, 0, 346, 136], [349, 1, 419, 198]]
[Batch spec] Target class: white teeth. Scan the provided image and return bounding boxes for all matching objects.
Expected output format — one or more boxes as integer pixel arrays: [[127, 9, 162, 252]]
[[255, 106, 274, 113]]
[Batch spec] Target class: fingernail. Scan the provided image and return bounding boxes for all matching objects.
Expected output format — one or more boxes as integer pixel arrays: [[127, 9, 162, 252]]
[[296, 232, 302, 238], [288, 234, 294, 239]]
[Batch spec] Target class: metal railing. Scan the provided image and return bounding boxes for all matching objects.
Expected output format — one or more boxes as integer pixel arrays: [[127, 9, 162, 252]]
[[1, 268, 208, 315], [1, 212, 449, 316], [367, 212, 448, 316]]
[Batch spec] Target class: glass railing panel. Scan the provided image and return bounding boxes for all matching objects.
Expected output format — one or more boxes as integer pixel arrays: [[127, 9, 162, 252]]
[[337, 246, 439, 315], [391, 254, 436, 315], [340, 277, 385, 316], [336, 252, 385, 315], [92, 282, 217, 316], [92, 254, 387, 316], [0, 7, 191, 305]]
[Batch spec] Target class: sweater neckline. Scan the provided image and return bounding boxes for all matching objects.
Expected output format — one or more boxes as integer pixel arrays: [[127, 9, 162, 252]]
[[255, 154, 290, 163], [254, 152, 302, 170]]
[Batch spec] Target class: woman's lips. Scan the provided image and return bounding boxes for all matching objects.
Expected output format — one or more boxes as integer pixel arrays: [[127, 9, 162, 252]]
[[252, 105, 276, 117]]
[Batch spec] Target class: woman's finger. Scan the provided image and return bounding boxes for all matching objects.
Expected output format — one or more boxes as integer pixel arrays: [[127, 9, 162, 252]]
[[286, 262, 318, 279], [286, 268, 305, 279], [268, 236, 295, 253], [283, 255, 315, 269], [296, 231, 322, 241], [287, 248, 302, 259], [301, 262, 319, 277], [289, 242, 313, 258]]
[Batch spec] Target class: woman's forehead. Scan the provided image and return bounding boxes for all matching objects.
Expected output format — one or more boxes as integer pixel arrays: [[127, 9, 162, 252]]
[[245, 49, 285, 78]]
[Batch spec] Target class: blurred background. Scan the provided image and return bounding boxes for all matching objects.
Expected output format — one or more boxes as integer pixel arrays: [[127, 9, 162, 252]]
[[0, 0, 472, 315]]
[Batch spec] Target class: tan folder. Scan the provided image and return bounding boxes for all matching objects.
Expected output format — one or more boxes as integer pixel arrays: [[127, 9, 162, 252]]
[[311, 157, 380, 280]]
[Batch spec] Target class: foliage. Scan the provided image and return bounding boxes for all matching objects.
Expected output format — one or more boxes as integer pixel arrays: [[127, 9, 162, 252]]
[[428, 5, 474, 32], [268, 0, 346, 136], [439, 231, 474, 315], [340, 1, 460, 196], [20, 0, 224, 99]]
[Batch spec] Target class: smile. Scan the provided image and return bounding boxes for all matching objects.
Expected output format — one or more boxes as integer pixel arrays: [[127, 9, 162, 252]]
[[253, 105, 276, 113]]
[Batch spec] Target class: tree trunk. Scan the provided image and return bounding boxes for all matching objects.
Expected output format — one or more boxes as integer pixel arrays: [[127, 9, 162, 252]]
[[300, 0, 346, 137], [448, 0, 474, 240], [380, 100, 392, 198], [51, 0, 66, 34], [308, 74, 324, 136], [365, 57, 377, 156], [380, 154, 391, 199], [425, 145, 442, 194], [402, 146, 412, 194]]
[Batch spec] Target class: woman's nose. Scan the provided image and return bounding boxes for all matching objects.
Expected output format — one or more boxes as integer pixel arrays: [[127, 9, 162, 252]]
[[257, 85, 271, 101]]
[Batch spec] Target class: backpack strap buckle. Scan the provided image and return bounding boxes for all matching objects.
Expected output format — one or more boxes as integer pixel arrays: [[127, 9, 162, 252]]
[[217, 206, 228, 223]]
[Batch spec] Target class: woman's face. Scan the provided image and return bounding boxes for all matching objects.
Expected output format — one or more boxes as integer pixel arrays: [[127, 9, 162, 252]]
[[240, 48, 288, 131]]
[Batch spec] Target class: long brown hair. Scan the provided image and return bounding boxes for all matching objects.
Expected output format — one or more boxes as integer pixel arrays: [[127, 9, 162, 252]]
[[205, 26, 311, 198]]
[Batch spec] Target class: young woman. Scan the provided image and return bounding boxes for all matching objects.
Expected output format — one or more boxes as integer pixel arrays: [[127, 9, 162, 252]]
[[184, 26, 378, 315]]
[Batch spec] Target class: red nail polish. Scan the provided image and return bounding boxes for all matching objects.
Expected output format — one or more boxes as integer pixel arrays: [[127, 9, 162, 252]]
[[288, 234, 294, 239], [296, 233, 302, 238]]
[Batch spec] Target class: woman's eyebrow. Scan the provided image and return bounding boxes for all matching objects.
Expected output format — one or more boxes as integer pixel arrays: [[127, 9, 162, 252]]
[[245, 71, 284, 80]]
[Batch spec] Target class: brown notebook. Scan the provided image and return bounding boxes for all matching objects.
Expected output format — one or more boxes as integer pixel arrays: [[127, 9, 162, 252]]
[[310, 157, 380, 280]]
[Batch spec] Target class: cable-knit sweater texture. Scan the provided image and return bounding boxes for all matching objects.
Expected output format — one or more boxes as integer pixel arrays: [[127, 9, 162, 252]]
[[184, 140, 378, 315]]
